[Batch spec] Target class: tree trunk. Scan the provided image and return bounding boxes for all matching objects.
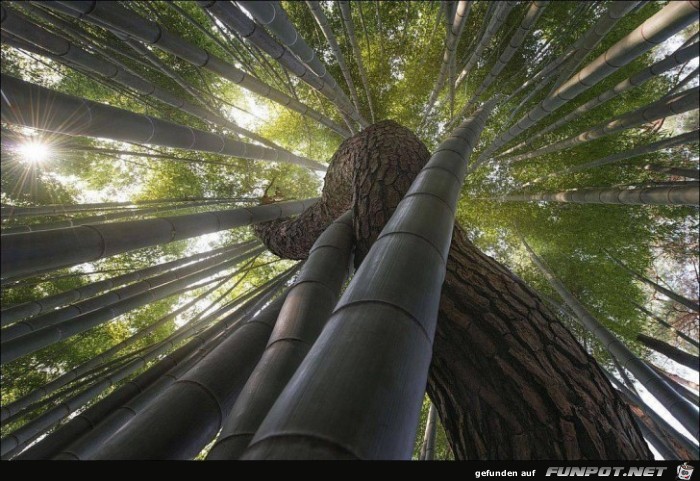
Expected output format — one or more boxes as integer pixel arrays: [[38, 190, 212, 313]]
[[426, 226, 651, 459], [252, 120, 651, 459], [637, 334, 699, 371]]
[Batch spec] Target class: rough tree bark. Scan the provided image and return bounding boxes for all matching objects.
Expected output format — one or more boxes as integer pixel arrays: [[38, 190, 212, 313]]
[[253, 121, 651, 459]]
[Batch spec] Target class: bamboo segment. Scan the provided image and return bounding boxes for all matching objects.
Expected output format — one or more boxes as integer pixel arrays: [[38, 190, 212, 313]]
[[522, 238, 699, 441], [418, 403, 438, 461], [421, 0, 473, 123], [44, 1, 349, 137], [0, 74, 326, 171], [206, 211, 353, 459], [0, 197, 254, 219], [13, 270, 292, 460], [306, 1, 362, 115], [339, 2, 375, 123], [0, 247, 265, 364], [543, 130, 699, 179], [454, 2, 516, 89], [548, 1, 641, 93], [199, 2, 364, 129], [645, 164, 700, 180], [637, 334, 699, 371], [243, 100, 497, 460], [503, 89, 699, 164], [0, 194, 317, 279], [1, 201, 257, 235], [0, 6, 300, 155], [87, 274, 299, 459], [606, 251, 700, 313], [452, 1, 547, 126], [479, 0, 699, 162], [0, 270, 239, 422], [496, 184, 699, 207], [1, 241, 256, 326], [503, 42, 699, 156], [237, 1, 367, 127], [633, 302, 700, 348]]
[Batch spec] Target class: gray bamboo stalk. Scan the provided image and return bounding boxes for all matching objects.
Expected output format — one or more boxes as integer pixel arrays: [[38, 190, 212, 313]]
[[612, 355, 640, 398], [451, 1, 547, 127], [632, 412, 682, 460], [44, 1, 349, 137], [531, 130, 700, 182], [3, 270, 292, 458], [1, 200, 256, 234], [421, 1, 472, 124], [306, 1, 362, 115], [505, 42, 700, 155], [0, 74, 326, 172], [495, 184, 699, 207], [0, 181, 317, 280], [1, 242, 256, 337], [237, 1, 367, 127], [243, 100, 497, 460], [56, 268, 295, 461], [645, 163, 700, 180], [199, 2, 363, 129], [0, 268, 241, 422], [0, 8, 292, 154], [454, 2, 516, 89], [606, 373, 690, 460], [605, 371, 699, 458], [0, 279, 230, 438], [637, 334, 699, 371], [501, 88, 699, 165], [500, 50, 576, 128], [0, 197, 253, 219], [13, 269, 293, 460], [647, 362, 700, 404], [1, 241, 254, 326], [339, 1, 375, 123], [633, 302, 700, 348], [666, 66, 699, 96], [521, 237, 699, 440], [418, 402, 438, 461], [548, 1, 641, 94], [84, 271, 299, 459], [205, 211, 353, 459], [605, 250, 700, 313], [478, 0, 699, 163], [0, 247, 265, 364]]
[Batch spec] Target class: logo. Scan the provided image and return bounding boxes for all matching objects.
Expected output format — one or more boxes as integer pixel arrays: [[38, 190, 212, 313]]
[[678, 463, 695, 481]]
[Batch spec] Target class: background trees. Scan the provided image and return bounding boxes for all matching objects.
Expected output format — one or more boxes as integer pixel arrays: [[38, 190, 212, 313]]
[[1, 1, 698, 460]]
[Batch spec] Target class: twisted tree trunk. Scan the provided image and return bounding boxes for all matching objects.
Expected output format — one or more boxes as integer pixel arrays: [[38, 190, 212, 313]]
[[253, 120, 651, 459]]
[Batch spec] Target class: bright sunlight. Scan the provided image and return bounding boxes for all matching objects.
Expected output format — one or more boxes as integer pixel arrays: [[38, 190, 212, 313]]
[[16, 139, 51, 164]]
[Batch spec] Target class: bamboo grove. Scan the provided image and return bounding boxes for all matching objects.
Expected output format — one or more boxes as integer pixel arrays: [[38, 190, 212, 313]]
[[0, 1, 698, 460]]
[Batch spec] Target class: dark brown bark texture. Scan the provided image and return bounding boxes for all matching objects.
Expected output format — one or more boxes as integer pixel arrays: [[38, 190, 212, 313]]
[[254, 121, 651, 460]]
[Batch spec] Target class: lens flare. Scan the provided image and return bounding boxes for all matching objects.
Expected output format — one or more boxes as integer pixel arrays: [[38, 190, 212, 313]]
[[17, 140, 51, 164]]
